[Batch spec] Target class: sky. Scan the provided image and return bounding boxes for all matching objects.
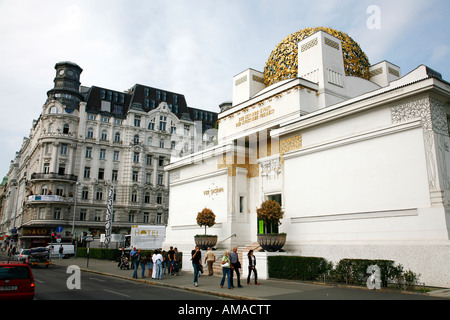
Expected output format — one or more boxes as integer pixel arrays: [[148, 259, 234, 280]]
[[0, 0, 449, 177]]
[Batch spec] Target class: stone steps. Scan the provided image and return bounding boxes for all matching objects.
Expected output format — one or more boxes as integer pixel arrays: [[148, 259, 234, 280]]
[[207, 242, 261, 275]]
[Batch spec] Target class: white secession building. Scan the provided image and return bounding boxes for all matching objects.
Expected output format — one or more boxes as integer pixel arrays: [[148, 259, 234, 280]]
[[163, 28, 450, 287]]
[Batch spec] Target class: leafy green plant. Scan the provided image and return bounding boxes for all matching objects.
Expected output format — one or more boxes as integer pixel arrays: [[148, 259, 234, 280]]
[[257, 200, 284, 234]]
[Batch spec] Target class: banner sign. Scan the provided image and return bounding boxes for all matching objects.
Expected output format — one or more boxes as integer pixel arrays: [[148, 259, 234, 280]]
[[104, 185, 114, 246]]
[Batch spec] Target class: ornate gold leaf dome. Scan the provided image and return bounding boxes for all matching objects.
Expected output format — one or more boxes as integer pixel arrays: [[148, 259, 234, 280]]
[[263, 27, 371, 87]]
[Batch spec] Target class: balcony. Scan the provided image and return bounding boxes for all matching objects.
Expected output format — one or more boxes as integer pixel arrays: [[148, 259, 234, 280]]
[[30, 173, 78, 182], [27, 194, 74, 204]]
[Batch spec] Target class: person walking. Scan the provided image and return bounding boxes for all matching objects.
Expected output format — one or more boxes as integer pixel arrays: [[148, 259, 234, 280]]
[[191, 245, 202, 287], [118, 247, 126, 268], [205, 247, 216, 276], [220, 250, 232, 289], [247, 249, 260, 285], [229, 247, 242, 288]]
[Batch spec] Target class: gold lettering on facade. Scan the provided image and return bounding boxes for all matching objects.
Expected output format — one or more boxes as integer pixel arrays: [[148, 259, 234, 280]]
[[235, 106, 274, 127]]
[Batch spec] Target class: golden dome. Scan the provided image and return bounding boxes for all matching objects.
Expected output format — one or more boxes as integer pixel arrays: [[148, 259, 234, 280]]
[[264, 27, 371, 87]]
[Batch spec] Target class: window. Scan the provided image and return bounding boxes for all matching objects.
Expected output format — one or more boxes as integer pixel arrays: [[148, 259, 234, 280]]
[[87, 128, 94, 139], [101, 130, 107, 140], [159, 139, 164, 148], [84, 167, 91, 178], [63, 124, 69, 134], [114, 132, 121, 143], [53, 208, 61, 220], [158, 156, 165, 166], [239, 196, 245, 214], [146, 173, 152, 184], [94, 210, 101, 222], [101, 116, 109, 123], [41, 185, 48, 195], [144, 192, 150, 203], [133, 152, 140, 163], [85, 147, 92, 158], [143, 212, 149, 223], [79, 209, 87, 221], [159, 116, 167, 131], [157, 193, 162, 205], [44, 163, 50, 174], [38, 208, 45, 220], [146, 154, 152, 165], [49, 106, 59, 114], [157, 174, 163, 186], [88, 114, 96, 120], [112, 170, 118, 182], [173, 94, 178, 103], [113, 150, 120, 161], [132, 171, 139, 182], [96, 188, 103, 201], [184, 125, 190, 136], [58, 165, 65, 175], [147, 137, 153, 146], [171, 141, 176, 150], [148, 118, 155, 130], [99, 149, 106, 159], [98, 168, 105, 180], [128, 213, 135, 223], [134, 115, 141, 127], [133, 135, 139, 145], [156, 212, 162, 224], [171, 121, 176, 134], [131, 190, 137, 202], [60, 143, 68, 155], [56, 186, 64, 196], [82, 187, 89, 200]]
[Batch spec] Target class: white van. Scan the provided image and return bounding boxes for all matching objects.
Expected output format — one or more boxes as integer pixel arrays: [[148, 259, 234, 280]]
[[47, 244, 75, 258]]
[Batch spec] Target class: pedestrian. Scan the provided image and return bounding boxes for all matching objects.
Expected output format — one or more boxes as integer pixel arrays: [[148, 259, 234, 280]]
[[131, 247, 140, 279], [220, 250, 232, 289], [174, 247, 181, 275], [167, 246, 175, 275], [247, 250, 260, 285], [58, 245, 64, 260], [140, 252, 148, 278], [155, 249, 164, 279], [229, 247, 242, 288], [205, 247, 216, 276], [162, 250, 168, 275], [191, 245, 202, 287], [146, 252, 153, 278], [118, 247, 126, 268], [152, 250, 158, 279]]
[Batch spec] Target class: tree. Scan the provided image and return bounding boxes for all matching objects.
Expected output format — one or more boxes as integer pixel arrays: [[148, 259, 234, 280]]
[[256, 200, 284, 234], [196, 208, 216, 235]]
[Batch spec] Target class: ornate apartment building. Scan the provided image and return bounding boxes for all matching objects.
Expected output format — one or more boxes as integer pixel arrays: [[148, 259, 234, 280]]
[[0, 61, 217, 248]]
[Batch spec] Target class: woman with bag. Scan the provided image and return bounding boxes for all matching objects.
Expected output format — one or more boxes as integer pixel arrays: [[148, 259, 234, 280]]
[[220, 250, 232, 289], [247, 249, 260, 285]]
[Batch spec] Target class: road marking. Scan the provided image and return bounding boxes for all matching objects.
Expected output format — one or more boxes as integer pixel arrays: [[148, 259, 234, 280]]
[[34, 278, 46, 284], [89, 277, 106, 282], [103, 289, 130, 298]]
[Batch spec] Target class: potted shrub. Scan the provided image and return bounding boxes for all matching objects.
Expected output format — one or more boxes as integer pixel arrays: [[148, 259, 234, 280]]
[[194, 208, 217, 249], [256, 199, 286, 251]]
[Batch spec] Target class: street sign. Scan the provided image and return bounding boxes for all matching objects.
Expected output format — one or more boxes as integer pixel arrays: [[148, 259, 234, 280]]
[[56, 226, 63, 233]]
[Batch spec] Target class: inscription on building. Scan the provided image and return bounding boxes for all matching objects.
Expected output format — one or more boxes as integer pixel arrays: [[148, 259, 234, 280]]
[[236, 106, 274, 127]]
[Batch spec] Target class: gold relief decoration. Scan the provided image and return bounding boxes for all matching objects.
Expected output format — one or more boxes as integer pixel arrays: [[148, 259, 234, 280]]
[[279, 134, 303, 163], [264, 27, 370, 87]]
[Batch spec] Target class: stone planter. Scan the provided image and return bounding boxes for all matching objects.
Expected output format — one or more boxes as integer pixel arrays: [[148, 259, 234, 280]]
[[194, 235, 218, 250], [257, 233, 287, 252]]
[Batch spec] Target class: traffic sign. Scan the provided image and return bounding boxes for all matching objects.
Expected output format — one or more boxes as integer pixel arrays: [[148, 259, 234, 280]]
[[84, 235, 94, 242], [56, 226, 63, 233]]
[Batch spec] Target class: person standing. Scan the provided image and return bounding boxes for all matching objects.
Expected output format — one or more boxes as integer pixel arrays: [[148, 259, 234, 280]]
[[247, 250, 260, 285], [191, 246, 202, 287], [155, 250, 164, 279], [229, 247, 242, 288], [205, 247, 216, 276], [220, 251, 232, 289], [58, 245, 64, 260], [167, 246, 175, 275], [131, 247, 140, 279]]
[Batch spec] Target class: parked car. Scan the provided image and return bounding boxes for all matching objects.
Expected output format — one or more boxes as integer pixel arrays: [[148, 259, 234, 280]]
[[14, 249, 31, 262], [0, 261, 35, 300], [47, 244, 74, 258]]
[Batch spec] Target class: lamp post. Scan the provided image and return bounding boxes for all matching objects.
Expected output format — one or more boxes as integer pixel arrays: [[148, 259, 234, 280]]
[[71, 182, 80, 239]]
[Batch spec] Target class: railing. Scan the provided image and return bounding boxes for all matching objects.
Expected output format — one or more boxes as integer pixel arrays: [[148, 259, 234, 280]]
[[30, 173, 78, 182], [215, 233, 236, 248]]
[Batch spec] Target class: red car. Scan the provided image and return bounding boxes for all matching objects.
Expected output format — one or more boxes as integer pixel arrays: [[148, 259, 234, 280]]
[[0, 261, 35, 300]]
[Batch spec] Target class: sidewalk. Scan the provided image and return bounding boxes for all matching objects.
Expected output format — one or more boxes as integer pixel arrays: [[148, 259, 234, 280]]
[[49, 256, 450, 300]]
